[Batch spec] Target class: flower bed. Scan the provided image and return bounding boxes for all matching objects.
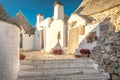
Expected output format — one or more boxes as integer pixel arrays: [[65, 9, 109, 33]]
[[53, 48, 63, 55], [87, 32, 98, 43], [80, 49, 90, 57]]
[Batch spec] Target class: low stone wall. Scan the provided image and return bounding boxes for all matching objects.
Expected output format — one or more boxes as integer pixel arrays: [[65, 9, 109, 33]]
[[90, 21, 120, 80]]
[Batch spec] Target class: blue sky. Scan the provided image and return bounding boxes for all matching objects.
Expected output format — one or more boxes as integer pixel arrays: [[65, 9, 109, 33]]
[[0, 0, 82, 26]]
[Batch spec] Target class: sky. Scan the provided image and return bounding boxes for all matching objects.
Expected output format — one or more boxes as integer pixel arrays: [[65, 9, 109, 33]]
[[0, 0, 82, 26]]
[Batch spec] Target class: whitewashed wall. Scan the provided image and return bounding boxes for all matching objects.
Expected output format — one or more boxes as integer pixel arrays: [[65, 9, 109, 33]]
[[68, 14, 86, 53], [79, 23, 100, 51], [68, 14, 86, 27], [34, 29, 40, 50], [45, 20, 64, 52], [54, 4, 64, 20], [68, 13, 86, 46], [36, 18, 64, 52], [68, 14, 100, 53], [36, 18, 52, 51], [0, 21, 20, 80], [22, 34, 35, 50]]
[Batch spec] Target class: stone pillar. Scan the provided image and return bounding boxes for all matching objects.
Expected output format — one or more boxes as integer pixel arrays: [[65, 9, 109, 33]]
[[0, 21, 20, 80]]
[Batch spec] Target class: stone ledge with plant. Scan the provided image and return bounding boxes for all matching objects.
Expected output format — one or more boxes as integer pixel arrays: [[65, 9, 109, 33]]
[[87, 32, 98, 43]]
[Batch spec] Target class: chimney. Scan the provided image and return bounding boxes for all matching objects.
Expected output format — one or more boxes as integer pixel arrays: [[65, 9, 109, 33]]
[[37, 14, 44, 24], [54, 1, 64, 20]]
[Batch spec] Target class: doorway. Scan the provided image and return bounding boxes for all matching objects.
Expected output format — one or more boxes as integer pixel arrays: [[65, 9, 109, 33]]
[[69, 27, 79, 53], [41, 30, 44, 49], [20, 34, 23, 48]]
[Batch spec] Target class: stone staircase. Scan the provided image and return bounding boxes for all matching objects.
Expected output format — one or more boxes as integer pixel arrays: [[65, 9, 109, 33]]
[[17, 58, 110, 80]]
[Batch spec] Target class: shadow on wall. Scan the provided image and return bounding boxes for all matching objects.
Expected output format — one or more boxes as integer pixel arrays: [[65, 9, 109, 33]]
[[78, 17, 115, 52]]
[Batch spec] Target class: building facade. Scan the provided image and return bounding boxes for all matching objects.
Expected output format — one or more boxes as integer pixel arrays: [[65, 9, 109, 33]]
[[36, 1, 68, 52]]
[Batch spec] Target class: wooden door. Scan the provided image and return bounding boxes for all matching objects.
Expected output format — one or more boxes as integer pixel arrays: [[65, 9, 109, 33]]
[[69, 27, 79, 53]]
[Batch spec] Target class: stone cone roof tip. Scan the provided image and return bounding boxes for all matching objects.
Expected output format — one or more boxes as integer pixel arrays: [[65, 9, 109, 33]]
[[16, 10, 23, 16], [14, 11, 35, 34], [0, 3, 21, 29], [0, 3, 12, 21]]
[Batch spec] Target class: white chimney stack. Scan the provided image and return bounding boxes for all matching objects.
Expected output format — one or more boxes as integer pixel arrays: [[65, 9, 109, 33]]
[[37, 14, 44, 24], [54, 1, 64, 20]]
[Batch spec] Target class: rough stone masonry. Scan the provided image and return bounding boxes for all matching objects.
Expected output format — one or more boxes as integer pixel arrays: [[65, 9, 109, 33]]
[[90, 18, 120, 80]]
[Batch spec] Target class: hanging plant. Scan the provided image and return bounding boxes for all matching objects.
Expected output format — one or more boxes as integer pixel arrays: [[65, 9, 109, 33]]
[[87, 32, 98, 43]]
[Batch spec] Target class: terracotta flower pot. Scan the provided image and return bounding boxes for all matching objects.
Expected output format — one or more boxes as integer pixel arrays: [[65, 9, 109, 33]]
[[81, 53, 89, 57], [53, 48, 63, 55], [20, 54, 26, 60], [75, 55, 81, 58], [80, 49, 90, 57]]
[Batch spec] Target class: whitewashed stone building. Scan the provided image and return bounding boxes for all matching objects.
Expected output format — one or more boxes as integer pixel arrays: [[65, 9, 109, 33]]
[[12, 0, 120, 54], [0, 0, 120, 79], [36, 1, 68, 52], [14, 11, 35, 51], [0, 4, 21, 80], [1, 0, 120, 54], [68, 0, 120, 53]]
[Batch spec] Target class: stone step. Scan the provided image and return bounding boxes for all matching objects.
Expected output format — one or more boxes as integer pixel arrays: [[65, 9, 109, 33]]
[[20, 58, 96, 65], [20, 58, 98, 70], [20, 62, 98, 70], [17, 73, 110, 80], [19, 68, 100, 77]]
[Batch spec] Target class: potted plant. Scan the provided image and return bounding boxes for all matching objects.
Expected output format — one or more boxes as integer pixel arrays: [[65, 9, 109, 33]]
[[80, 49, 90, 57], [75, 54, 81, 58], [53, 48, 63, 55]]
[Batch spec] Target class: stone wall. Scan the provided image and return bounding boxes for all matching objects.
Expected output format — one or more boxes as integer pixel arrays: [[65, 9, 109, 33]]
[[90, 5, 120, 32], [90, 19, 120, 80], [0, 21, 20, 80]]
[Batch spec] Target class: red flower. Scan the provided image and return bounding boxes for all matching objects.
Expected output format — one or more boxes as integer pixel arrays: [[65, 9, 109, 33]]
[[80, 49, 90, 54], [53, 48, 63, 55], [87, 32, 98, 43], [80, 49, 90, 57]]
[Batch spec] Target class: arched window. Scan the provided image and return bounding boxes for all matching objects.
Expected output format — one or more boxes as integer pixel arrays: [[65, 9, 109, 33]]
[[70, 21, 77, 27]]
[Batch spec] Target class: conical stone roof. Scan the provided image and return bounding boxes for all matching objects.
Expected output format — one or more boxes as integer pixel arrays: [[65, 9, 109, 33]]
[[0, 3, 20, 29], [75, 0, 120, 15], [0, 4, 11, 21], [14, 11, 35, 34]]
